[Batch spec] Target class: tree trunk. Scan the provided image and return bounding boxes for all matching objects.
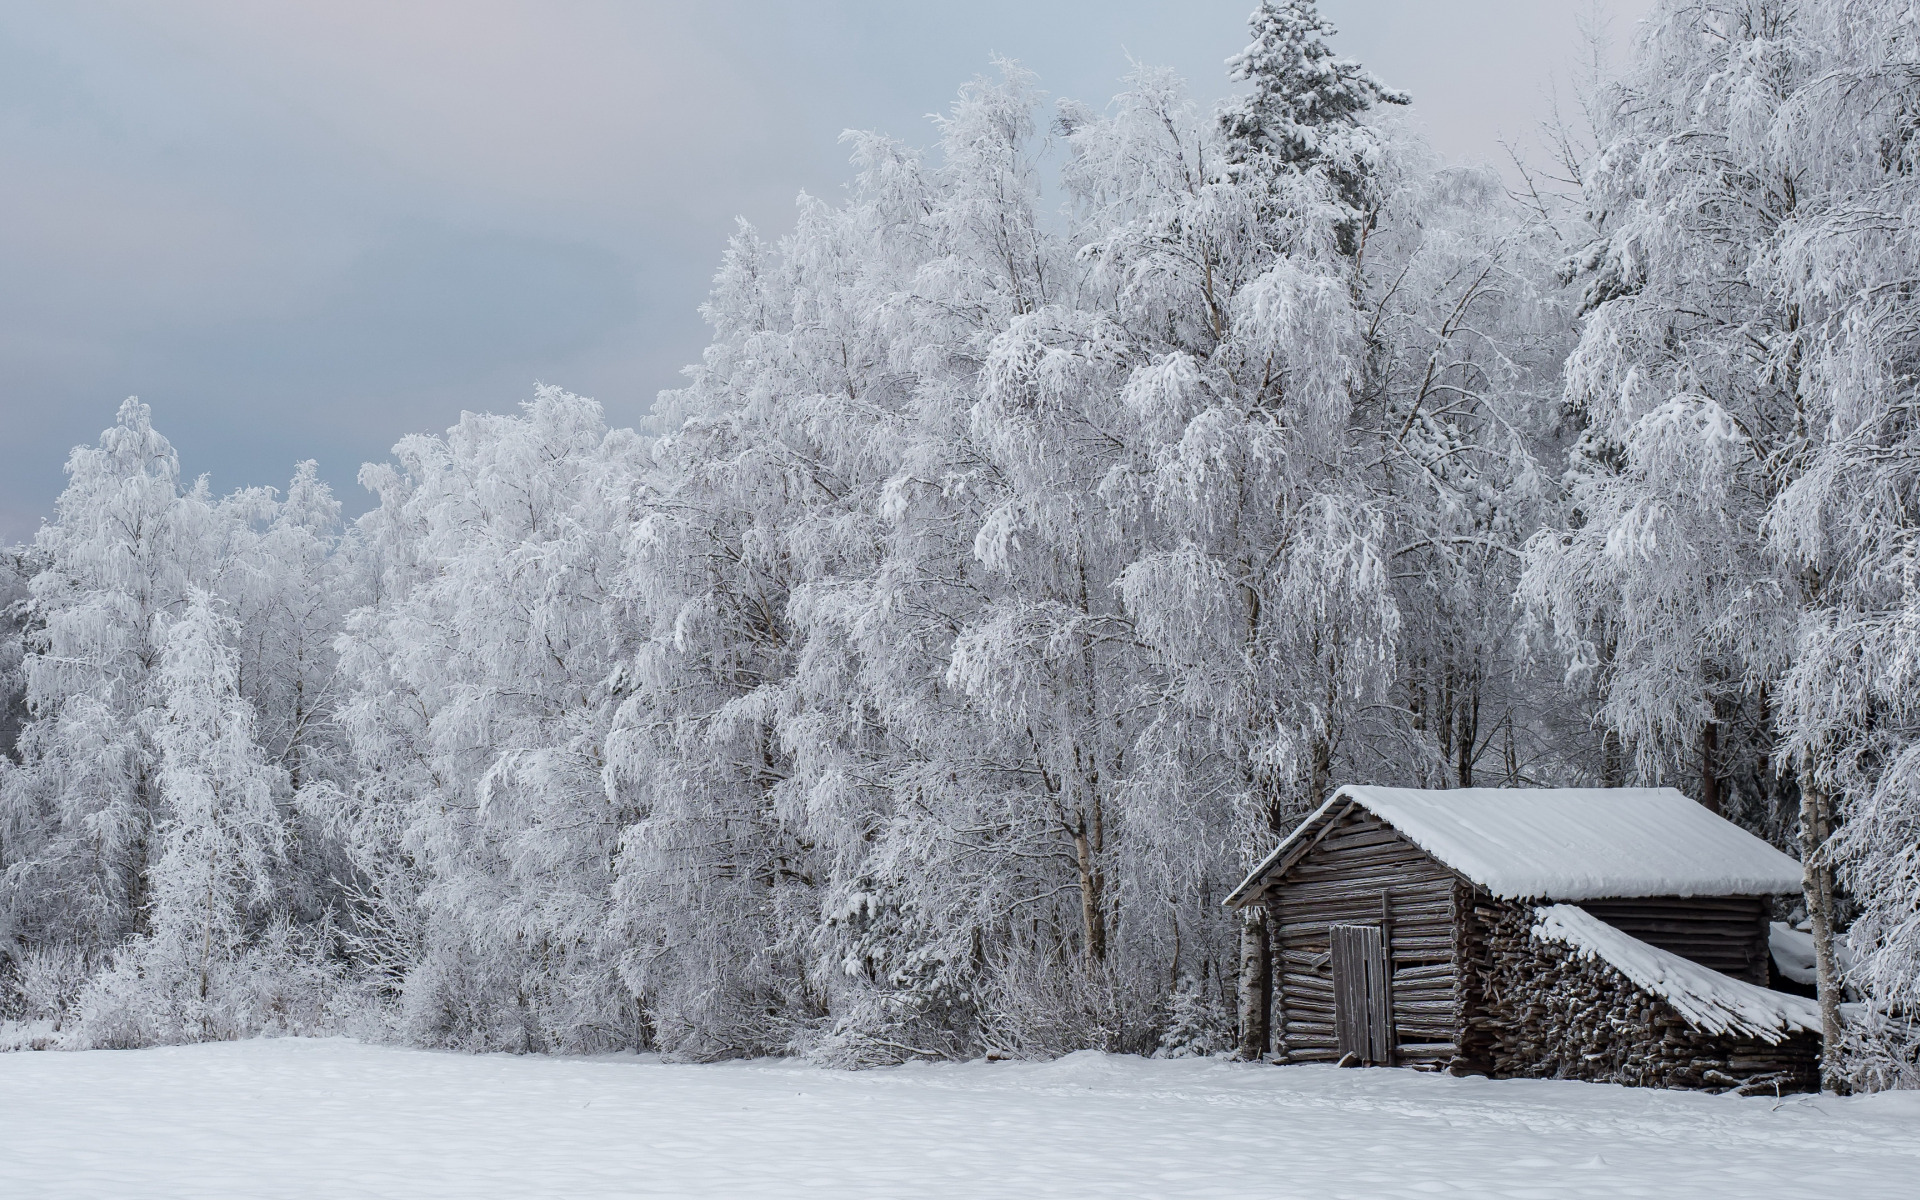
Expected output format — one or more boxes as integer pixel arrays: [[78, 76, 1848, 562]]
[[1236, 905, 1270, 1060], [1798, 780, 1845, 1091], [1601, 729, 1624, 788], [1456, 684, 1478, 788], [1309, 733, 1333, 810], [1700, 721, 1721, 814], [1072, 818, 1106, 964]]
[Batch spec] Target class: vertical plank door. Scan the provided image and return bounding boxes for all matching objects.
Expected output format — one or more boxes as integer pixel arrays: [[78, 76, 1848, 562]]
[[1330, 923, 1393, 1065]]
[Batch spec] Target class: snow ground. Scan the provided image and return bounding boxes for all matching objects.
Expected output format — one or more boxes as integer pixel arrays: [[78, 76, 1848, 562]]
[[1, 1039, 1916, 1199]]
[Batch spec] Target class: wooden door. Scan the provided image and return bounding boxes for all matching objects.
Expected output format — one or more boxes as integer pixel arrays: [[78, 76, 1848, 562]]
[[1330, 923, 1393, 1065]]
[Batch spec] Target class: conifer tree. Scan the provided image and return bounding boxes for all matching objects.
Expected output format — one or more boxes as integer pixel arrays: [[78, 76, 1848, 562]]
[[1218, 0, 1408, 252]]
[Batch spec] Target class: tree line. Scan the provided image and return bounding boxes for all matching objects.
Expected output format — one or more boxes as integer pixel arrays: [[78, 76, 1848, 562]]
[[2, 0, 1916, 1087]]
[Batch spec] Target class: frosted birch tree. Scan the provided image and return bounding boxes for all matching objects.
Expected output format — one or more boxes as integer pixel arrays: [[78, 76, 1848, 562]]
[[0, 401, 212, 964], [335, 388, 646, 1051], [74, 590, 294, 1044], [1521, 0, 1813, 832], [1757, 0, 1920, 1087], [1520, 0, 1920, 1086]]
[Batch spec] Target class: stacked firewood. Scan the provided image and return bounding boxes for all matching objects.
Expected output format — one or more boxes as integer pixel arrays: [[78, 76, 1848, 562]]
[[1471, 902, 1817, 1095]]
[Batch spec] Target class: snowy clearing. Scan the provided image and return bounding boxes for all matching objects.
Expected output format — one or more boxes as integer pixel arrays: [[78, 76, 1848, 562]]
[[1, 1039, 1916, 1199]]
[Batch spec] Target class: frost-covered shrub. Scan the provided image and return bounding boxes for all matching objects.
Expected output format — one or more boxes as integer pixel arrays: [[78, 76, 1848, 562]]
[[5, 945, 91, 1027], [972, 955, 1161, 1060], [63, 919, 339, 1049], [1836, 1005, 1920, 1093], [1154, 974, 1232, 1059]]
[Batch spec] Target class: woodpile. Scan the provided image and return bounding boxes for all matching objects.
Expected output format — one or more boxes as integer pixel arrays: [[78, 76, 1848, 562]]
[[1471, 901, 1817, 1095]]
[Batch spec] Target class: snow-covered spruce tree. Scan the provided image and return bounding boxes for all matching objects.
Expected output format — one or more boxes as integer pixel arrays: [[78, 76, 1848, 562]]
[[336, 389, 646, 1052], [1154, 971, 1231, 1058], [1217, 0, 1408, 254]]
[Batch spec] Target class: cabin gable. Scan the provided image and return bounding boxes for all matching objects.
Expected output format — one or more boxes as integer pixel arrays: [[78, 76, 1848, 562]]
[[1263, 806, 1464, 1067]]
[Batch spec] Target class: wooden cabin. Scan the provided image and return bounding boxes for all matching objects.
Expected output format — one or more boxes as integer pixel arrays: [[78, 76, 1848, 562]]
[[1226, 786, 1822, 1092]]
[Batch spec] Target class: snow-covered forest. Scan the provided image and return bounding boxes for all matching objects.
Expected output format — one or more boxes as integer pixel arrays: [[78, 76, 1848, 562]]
[[2, 0, 1918, 1088]]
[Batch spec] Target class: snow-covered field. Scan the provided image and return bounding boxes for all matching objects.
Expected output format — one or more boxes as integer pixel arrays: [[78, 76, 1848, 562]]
[[2, 1039, 1916, 1199]]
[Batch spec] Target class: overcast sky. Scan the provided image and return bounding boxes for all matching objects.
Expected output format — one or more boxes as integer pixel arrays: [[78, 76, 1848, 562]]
[[0, 1, 1653, 543]]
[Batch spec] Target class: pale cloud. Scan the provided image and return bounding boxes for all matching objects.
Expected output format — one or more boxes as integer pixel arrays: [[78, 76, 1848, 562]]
[[0, 0, 1651, 543]]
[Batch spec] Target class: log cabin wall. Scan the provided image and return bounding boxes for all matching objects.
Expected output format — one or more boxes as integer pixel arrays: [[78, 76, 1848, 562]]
[[1575, 896, 1772, 985], [1265, 807, 1464, 1067]]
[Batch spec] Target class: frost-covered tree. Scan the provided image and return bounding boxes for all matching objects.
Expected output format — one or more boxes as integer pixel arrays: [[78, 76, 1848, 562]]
[[611, 210, 876, 1059], [1521, 0, 1813, 830], [1752, 0, 1920, 1088], [0, 547, 31, 760], [192, 462, 359, 938], [1154, 972, 1231, 1058], [71, 590, 301, 1044], [1522, 0, 1920, 1088], [150, 592, 286, 993], [1218, 0, 1408, 251], [214, 461, 351, 791], [0, 405, 355, 1039], [0, 400, 212, 962], [337, 388, 646, 1051]]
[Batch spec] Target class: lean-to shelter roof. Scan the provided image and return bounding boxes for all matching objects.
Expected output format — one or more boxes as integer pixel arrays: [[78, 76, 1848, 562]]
[[1226, 785, 1806, 905], [1530, 904, 1819, 1042]]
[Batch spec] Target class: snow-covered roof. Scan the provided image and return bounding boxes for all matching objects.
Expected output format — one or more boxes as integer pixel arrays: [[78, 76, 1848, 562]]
[[1533, 905, 1820, 1043], [1228, 785, 1806, 904]]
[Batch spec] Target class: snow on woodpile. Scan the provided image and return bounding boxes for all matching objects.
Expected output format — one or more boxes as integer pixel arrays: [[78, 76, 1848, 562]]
[[1532, 904, 1821, 1043], [1770, 922, 1819, 986], [1239, 785, 1806, 902], [1768, 921, 1855, 987]]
